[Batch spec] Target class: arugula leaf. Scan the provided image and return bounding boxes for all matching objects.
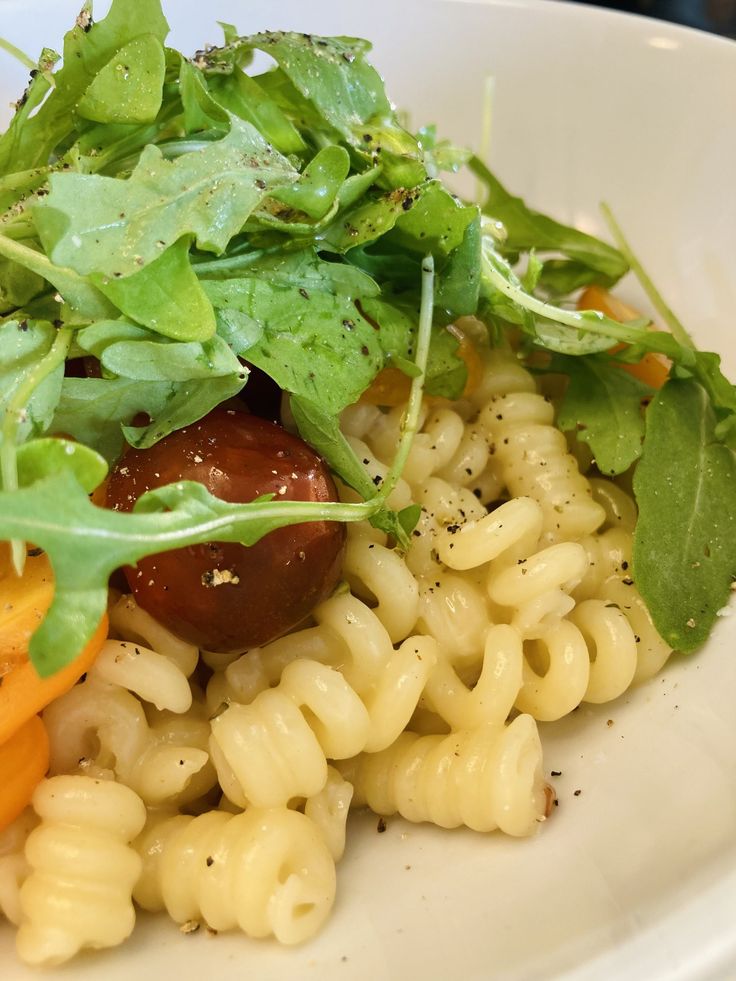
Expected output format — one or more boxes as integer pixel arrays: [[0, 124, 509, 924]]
[[224, 32, 425, 188], [0, 255, 44, 312], [0, 470, 384, 675], [290, 395, 379, 500], [269, 145, 350, 221], [554, 355, 651, 475], [304, 414, 421, 542], [390, 181, 478, 256], [51, 372, 244, 461], [481, 238, 677, 357], [322, 180, 476, 256], [34, 118, 299, 279], [97, 334, 244, 384], [417, 124, 472, 177], [1, 322, 71, 572], [433, 214, 481, 319], [176, 57, 229, 135], [321, 185, 425, 253], [424, 325, 467, 399], [16, 437, 107, 492], [92, 237, 216, 341], [633, 379, 736, 652], [76, 34, 166, 124], [0, 235, 116, 321], [207, 68, 306, 153], [0, 320, 64, 447], [205, 275, 391, 413], [0, 48, 58, 199], [200, 249, 412, 414], [470, 156, 628, 290], [0, 0, 169, 173]]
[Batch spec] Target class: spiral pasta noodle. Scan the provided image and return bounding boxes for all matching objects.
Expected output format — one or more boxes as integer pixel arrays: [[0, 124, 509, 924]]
[[209, 602, 439, 807], [0, 808, 37, 928], [210, 658, 370, 808], [43, 631, 216, 806], [340, 714, 546, 836], [474, 353, 606, 541], [134, 806, 336, 945], [15, 776, 146, 966]]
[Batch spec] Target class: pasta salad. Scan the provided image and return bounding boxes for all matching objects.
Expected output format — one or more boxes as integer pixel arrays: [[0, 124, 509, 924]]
[[0, 0, 735, 967]]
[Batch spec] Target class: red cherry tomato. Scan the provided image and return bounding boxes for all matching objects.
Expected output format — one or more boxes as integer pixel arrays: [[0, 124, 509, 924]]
[[106, 409, 346, 652]]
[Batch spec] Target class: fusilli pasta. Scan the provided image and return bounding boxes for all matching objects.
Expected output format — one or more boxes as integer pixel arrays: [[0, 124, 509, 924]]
[[134, 806, 336, 945], [15, 776, 146, 966]]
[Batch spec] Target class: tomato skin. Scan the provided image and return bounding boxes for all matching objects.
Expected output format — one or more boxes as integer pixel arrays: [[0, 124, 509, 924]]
[[106, 409, 346, 652]]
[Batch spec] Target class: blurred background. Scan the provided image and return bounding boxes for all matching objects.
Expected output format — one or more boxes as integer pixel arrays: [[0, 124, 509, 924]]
[[573, 0, 736, 36]]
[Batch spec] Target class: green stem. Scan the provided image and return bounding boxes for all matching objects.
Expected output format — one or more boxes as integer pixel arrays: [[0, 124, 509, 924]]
[[0, 37, 36, 71], [193, 248, 270, 276], [0, 234, 112, 318], [2, 327, 72, 573], [481, 238, 650, 347], [373, 253, 435, 504], [601, 202, 695, 349]]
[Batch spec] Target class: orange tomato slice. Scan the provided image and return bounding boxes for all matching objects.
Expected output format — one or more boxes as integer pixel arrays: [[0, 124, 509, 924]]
[[0, 715, 49, 833], [578, 285, 670, 389], [361, 326, 483, 407]]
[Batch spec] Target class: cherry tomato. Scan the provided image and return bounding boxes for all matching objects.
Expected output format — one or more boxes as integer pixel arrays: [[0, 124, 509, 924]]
[[106, 409, 346, 651]]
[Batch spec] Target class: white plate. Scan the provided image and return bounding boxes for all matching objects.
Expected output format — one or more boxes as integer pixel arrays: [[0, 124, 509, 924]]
[[1, 1, 735, 978]]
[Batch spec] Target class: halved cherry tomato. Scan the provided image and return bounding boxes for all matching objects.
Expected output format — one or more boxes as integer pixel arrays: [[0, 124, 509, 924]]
[[106, 410, 345, 652]]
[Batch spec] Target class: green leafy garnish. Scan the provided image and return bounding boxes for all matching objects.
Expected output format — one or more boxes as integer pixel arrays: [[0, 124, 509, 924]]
[[0, 0, 732, 678], [633, 380, 736, 652], [554, 355, 652, 476]]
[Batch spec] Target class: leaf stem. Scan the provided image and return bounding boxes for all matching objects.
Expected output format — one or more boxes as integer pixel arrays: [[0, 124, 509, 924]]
[[481, 233, 649, 346], [193, 248, 270, 276], [1, 326, 72, 572], [0, 37, 36, 71], [373, 253, 434, 504], [600, 202, 695, 349]]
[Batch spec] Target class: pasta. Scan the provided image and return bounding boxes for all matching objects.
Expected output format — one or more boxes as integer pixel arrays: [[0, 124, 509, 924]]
[[134, 806, 336, 944], [0, 808, 37, 927], [339, 715, 545, 835], [1, 333, 680, 968], [15, 776, 146, 966], [43, 597, 217, 807]]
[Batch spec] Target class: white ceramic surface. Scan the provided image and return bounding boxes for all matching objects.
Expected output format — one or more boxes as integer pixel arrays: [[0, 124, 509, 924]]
[[1, 1, 735, 978]]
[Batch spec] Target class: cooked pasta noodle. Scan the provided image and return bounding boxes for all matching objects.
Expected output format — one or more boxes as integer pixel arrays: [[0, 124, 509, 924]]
[[343, 524, 420, 643], [303, 766, 353, 861], [340, 714, 546, 835], [210, 659, 370, 808], [421, 623, 523, 729], [475, 353, 606, 541], [134, 806, 336, 944], [15, 776, 146, 966], [43, 598, 217, 806], [0, 809, 37, 927]]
